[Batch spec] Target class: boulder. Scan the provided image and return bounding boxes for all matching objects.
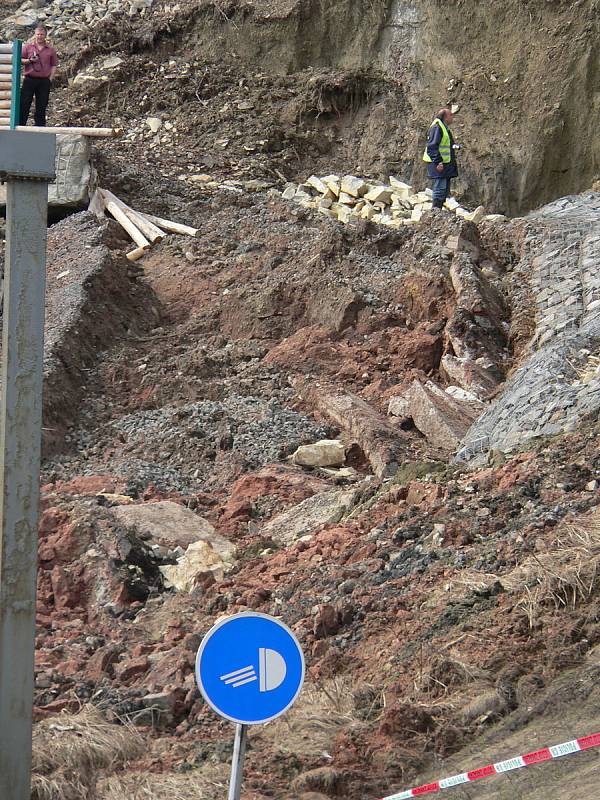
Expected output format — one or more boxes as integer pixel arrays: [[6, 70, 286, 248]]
[[470, 205, 487, 224], [403, 380, 483, 452], [260, 487, 360, 545], [441, 354, 501, 400], [305, 387, 411, 478], [388, 395, 410, 419], [160, 539, 229, 592], [110, 501, 235, 562], [322, 174, 341, 196], [338, 191, 356, 205], [389, 177, 412, 196], [292, 439, 346, 468]]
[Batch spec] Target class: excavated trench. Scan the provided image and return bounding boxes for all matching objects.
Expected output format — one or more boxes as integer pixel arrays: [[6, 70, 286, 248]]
[[174, 0, 600, 214]]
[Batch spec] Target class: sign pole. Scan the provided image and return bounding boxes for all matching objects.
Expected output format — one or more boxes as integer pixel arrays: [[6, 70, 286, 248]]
[[0, 130, 55, 800], [228, 723, 248, 800], [195, 612, 305, 800]]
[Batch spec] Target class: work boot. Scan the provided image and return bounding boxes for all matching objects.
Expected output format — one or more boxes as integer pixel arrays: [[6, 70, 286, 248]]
[[432, 199, 444, 209]]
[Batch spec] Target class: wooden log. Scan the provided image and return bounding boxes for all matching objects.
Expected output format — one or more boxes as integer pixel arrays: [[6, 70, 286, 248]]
[[0, 101, 11, 109], [104, 199, 151, 249], [126, 246, 148, 262], [0, 66, 13, 74], [0, 55, 13, 64], [0, 91, 12, 99], [14, 125, 122, 138], [0, 45, 14, 54], [141, 212, 199, 238], [101, 189, 165, 243]]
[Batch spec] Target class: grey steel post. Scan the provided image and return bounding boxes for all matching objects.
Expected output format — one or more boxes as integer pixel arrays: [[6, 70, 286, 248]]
[[0, 130, 55, 800], [228, 724, 248, 800]]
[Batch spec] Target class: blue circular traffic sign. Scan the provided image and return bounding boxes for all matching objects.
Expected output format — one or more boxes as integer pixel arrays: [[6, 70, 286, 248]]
[[195, 612, 305, 725]]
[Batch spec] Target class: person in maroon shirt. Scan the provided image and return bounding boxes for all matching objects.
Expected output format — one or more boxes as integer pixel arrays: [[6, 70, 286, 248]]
[[19, 25, 58, 126]]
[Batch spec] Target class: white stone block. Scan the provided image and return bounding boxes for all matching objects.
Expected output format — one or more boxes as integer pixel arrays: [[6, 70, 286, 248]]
[[306, 175, 329, 194], [365, 186, 393, 203], [341, 175, 367, 197]]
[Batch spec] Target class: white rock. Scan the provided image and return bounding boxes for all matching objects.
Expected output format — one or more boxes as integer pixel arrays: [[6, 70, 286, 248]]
[[338, 191, 356, 205], [365, 186, 393, 203], [483, 213, 507, 222], [145, 117, 162, 133], [445, 386, 483, 404], [160, 540, 227, 593], [340, 175, 367, 198], [470, 205, 486, 224], [292, 439, 346, 468], [103, 56, 124, 68], [336, 205, 353, 224], [444, 197, 460, 211], [306, 175, 329, 194], [322, 174, 341, 196], [389, 177, 412, 196], [360, 204, 376, 220]]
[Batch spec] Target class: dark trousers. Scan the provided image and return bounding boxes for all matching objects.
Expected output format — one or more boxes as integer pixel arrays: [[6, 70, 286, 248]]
[[432, 177, 451, 207], [19, 76, 52, 126]]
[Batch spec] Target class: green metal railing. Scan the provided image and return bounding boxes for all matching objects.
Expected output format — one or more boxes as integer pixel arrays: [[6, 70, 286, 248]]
[[10, 40, 22, 129]]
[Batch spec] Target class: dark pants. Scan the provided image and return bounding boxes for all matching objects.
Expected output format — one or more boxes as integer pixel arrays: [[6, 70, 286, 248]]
[[19, 76, 52, 126], [432, 177, 451, 207]]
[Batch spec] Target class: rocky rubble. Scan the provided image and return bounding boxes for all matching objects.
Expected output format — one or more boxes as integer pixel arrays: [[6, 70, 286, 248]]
[[3, 0, 154, 39], [282, 173, 503, 228]]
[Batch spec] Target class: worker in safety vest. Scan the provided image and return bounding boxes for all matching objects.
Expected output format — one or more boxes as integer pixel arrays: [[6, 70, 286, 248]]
[[423, 106, 459, 209]]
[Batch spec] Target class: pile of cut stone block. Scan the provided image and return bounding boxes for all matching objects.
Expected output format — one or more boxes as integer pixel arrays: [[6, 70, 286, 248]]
[[282, 174, 502, 227]]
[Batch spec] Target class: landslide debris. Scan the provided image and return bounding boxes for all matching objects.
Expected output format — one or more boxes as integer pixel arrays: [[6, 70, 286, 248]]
[[28, 181, 600, 800], [2, 0, 599, 797]]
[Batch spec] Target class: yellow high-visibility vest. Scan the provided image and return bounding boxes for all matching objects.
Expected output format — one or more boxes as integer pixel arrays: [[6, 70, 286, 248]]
[[423, 118, 451, 164]]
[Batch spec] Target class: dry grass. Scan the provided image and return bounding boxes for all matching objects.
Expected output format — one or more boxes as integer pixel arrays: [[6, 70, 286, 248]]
[[260, 676, 383, 758], [98, 765, 229, 800], [508, 514, 600, 627], [31, 706, 143, 800], [440, 510, 600, 631], [467, 510, 600, 629]]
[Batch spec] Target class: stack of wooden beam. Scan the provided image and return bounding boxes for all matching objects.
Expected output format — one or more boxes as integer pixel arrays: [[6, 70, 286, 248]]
[[92, 188, 199, 260], [0, 44, 15, 129]]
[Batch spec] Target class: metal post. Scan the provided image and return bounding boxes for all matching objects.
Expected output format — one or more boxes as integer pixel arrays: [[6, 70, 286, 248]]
[[10, 40, 22, 130], [0, 130, 55, 800], [228, 724, 248, 800]]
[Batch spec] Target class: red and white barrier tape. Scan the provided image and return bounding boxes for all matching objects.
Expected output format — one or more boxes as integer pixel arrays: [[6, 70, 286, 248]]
[[381, 732, 600, 799]]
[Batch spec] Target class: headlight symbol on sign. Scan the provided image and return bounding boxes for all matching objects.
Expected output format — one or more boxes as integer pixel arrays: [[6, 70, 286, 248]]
[[219, 648, 287, 692]]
